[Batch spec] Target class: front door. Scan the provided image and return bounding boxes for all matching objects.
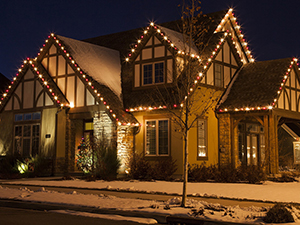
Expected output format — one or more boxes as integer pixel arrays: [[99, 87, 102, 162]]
[[238, 122, 265, 166]]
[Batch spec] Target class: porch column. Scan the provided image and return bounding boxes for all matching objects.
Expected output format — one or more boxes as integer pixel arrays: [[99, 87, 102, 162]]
[[268, 114, 279, 174], [218, 113, 232, 166]]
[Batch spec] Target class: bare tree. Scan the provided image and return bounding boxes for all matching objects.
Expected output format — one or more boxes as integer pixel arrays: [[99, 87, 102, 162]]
[[152, 0, 221, 207]]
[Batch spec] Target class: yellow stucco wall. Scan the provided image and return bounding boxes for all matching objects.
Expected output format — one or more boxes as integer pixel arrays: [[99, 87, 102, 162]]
[[132, 86, 222, 176]]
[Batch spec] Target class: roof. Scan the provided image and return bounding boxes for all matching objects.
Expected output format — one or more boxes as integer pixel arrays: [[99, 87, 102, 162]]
[[83, 10, 226, 57], [57, 35, 122, 101], [0, 73, 10, 94], [83, 10, 228, 109], [217, 58, 294, 110]]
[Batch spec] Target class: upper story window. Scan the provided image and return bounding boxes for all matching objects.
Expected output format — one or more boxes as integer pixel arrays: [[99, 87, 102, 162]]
[[214, 64, 223, 87], [15, 112, 41, 122], [134, 36, 173, 88], [143, 62, 164, 85]]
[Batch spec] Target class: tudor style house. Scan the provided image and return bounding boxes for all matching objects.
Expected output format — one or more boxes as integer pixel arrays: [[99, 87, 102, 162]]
[[0, 8, 299, 176]]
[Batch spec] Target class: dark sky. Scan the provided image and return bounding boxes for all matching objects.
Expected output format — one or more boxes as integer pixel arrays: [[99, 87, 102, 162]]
[[1, 0, 299, 79]]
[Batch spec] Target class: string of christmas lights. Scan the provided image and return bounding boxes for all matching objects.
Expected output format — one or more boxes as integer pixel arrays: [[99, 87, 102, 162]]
[[0, 34, 139, 126], [124, 8, 255, 112], [218, 58, 299, 113]]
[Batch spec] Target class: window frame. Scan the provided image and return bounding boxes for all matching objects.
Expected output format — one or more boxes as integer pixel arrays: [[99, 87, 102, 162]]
[[14, 123, 40, 157], [197, 118, 208, 160], [142, 61, 165, 86], [214, 63, 223, 87], [144, 118, 170, 156]]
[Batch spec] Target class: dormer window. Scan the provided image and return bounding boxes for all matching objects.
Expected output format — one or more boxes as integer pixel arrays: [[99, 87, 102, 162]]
[[134, 36, 173, 88], [143, 62, 164, 85]]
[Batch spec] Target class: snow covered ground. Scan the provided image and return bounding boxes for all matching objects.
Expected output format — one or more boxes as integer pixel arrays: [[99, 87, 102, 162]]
[[1, 179, 300, 224]]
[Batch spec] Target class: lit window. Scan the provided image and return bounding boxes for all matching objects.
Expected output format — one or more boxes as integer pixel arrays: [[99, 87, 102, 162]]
[[143, 62, 164, 85], [145, 119, 169, 156], [214, 64, 223, 87], [198, 119, 207, 159]]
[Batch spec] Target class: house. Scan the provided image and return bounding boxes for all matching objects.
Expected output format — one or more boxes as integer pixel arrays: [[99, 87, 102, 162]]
[[0, 8, 299, 176]]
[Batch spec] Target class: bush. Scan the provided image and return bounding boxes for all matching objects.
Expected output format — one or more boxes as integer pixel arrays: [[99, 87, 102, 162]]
[[0, 153, 21, 178], [215, 164, 240, 183], [153, 157, 177, 180], [188, 163, 217, 182], [239, 165, 266, 184], [128, 153, 153, 180], [188, 163, 266, 184], [128, 154, 177, 180], [264, 203, 294, 223], [95, 144, 120, 180]]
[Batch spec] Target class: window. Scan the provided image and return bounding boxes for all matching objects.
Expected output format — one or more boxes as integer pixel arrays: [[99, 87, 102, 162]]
[[197, 119, 207, 159], [143, 62, 164, 85], [14, 124, 40, 157], [145, 119, 169, 156], [214, 64, 223, 87], [14, 112, 41, 122]]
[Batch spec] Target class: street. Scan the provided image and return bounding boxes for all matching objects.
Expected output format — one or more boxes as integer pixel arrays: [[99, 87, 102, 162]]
[[0, 207, 159, 225]]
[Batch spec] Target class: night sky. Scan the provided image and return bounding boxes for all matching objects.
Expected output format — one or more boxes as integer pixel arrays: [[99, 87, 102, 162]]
[[1, 0, 299, 80]]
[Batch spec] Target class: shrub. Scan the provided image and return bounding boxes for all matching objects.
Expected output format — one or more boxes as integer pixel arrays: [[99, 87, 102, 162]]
[[188, 163, 266, 184], [264, 203, 294, 223], [95, 145, 120, 180], [0, 153, 21, 178], [240, 165, 266, 184], [188, 163, 217, 182], [128, 153, 153, 180], [215, 164, 240, 183], [153, 157, 177, 181]]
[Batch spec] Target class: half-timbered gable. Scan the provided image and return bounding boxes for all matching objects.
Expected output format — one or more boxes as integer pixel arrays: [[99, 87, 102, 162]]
[[277, 65, 300, 112], [216, 58, 300, 173]]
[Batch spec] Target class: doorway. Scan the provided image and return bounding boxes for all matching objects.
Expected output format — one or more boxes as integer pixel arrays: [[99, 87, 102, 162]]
[[238, 122, 265, 166]]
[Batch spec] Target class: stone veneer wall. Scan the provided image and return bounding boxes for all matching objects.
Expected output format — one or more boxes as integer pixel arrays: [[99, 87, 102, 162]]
[[117, 126, 134, 173], [93, 111, 116, 146], [218, 113, 232, 166]]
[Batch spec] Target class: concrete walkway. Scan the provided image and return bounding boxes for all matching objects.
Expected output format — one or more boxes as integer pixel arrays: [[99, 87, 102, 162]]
[[0, 181, 274, 208]]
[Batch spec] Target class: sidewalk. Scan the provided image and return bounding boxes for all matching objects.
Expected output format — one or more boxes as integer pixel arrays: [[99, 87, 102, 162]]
[[0, 178, 282, 224], [0, 182, 274, 208]]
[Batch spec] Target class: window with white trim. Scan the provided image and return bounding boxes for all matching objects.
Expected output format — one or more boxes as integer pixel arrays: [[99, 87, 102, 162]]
[[143, 62, 164, 85], [145, 119, 169, 156], [14, 124, 40, 157], [197, 119, 207, 159], [14, 112, 41, 157]]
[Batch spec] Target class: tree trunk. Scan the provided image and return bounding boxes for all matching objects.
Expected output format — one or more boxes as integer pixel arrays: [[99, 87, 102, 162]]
[[181, 131, 189, 207]]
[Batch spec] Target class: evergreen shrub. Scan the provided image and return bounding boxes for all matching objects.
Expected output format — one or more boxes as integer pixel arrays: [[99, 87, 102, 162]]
[[263, 204, 294, 223], [188, 163, 266, 184], [95, 144, 120, 180], [128, 153, 177, 180]]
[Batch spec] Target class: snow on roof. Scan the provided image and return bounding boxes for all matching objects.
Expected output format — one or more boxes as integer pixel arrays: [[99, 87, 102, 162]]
[[159, 25, 198, 55], [57, 35, 122, 101]]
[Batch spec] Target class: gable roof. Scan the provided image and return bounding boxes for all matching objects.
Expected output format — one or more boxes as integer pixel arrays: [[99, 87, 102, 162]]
[[83, 9, 251, 111], [217, 58, 295, 112], [83, 10, 227, 57], [57, 35, 122, 101], [0, 73, 10, 94]]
